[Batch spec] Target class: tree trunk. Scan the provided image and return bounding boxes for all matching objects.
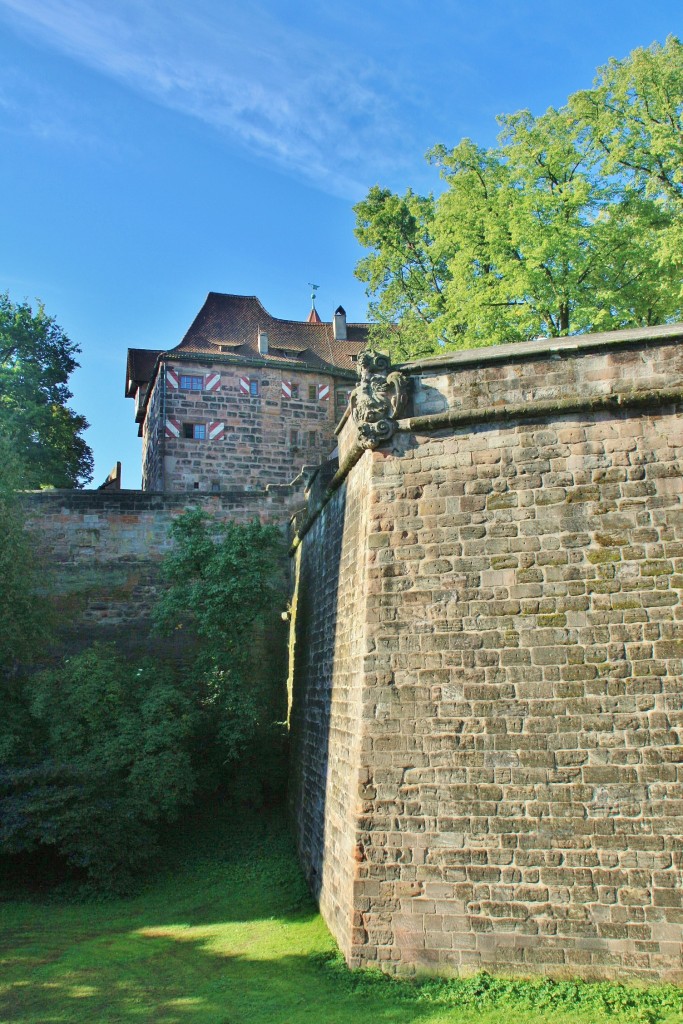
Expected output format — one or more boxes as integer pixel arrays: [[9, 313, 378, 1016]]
[[559, 303, 569, 335]]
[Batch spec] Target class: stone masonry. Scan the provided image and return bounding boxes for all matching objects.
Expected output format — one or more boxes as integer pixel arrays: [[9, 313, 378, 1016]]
[[142, 359, 347, 492], [289, 324, 683, 981], [25, 487, 301, 649], [127, 293, 368, 491]]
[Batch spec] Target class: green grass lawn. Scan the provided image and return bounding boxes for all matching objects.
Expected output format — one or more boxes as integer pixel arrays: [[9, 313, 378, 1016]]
[[1, 803, 681, 1024]]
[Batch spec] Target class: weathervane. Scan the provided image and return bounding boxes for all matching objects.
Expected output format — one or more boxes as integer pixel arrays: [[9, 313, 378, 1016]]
[[308, 282, 319, 314]]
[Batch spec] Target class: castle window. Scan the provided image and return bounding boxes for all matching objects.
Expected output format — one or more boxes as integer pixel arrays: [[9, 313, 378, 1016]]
[[308, 384, 316, 401], [180, 375, 203, 391], [290, 382, 299, 399], [290, 428, 299, 447], [308, 431, 317, 447], [183, 423, 206, 440], [249, 380, 260, 397]]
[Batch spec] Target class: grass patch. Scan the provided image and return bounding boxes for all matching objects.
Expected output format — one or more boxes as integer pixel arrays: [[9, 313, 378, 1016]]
[[1, 803, 682, 1024]]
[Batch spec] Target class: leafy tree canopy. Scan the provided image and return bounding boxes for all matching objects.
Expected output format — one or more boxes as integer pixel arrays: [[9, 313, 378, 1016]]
[[154, 510, 287, 788], [355, 37, 682, 357], [0, 645, 197, 890], [0, 432, 53, 676], [0, 293, 93, 488], [0, 511, 287, 890]]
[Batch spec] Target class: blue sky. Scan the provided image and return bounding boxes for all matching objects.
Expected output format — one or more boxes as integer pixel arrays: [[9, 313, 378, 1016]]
[[1, 1, 680, 487]]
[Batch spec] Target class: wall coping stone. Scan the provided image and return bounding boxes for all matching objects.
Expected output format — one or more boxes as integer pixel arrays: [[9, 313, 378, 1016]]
[[401, 321, 683, 374], [21, 486, 302, 515]]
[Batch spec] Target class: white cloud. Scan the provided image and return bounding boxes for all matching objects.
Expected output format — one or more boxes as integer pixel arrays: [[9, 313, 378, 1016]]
[[0, 0, 409, 197], [0, 64, 110, 151]]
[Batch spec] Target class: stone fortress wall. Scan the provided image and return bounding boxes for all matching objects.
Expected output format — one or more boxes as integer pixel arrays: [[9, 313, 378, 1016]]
[[25, 486, 302, 649], [288, 324, 683, 981]]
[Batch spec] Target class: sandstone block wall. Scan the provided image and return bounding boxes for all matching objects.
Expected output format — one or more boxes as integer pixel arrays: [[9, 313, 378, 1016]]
[[142, 359, 350, 491], [290, 326, 683, 981], [289, 454, 372, 954], [25, 487, 299, 649]]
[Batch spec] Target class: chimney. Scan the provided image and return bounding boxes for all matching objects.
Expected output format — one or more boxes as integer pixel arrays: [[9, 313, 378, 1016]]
[[258, 329, 269, 355], [333, 305, 347, 341]]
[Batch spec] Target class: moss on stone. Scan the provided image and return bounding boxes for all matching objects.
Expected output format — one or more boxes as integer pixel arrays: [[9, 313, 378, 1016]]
[[538, 614, 567, 627], [586, 549, 621, 564]]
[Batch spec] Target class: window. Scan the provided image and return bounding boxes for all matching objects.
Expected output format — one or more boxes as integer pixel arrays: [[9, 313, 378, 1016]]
[[308, 384, 316, 400], [249, 379, 260, 397], [308, 431, 317, 447], [290, 428, 299, 447], [291, 382, 299, 399], [336, 389, 350, 409], [183, 423, 206, 439], [180, 375, 203, 391]]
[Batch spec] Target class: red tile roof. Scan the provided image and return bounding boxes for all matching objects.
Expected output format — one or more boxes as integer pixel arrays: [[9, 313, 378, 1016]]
[[174, 293, 369, 371], [125, 292, 371, 397]]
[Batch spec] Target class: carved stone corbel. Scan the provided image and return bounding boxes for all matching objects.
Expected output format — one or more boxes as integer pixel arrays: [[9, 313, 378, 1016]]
[[349, 349, 409, 451]]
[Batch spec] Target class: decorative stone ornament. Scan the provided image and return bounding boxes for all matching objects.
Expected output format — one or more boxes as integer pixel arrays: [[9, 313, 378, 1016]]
[[350, 350, 409, 450]]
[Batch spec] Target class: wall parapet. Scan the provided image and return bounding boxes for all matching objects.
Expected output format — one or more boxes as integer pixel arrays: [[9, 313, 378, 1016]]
[[400, 321, 683, 374], [293, 326, 683, 553]]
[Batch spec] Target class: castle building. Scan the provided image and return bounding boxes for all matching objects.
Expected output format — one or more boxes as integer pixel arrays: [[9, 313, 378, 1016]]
[[126, 292, 371, 491]]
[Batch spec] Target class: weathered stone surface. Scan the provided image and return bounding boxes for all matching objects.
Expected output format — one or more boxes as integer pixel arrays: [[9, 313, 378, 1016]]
[[142, 360, 346, 491], [290, 330, 683, 981], [24, 487, 298, 649]]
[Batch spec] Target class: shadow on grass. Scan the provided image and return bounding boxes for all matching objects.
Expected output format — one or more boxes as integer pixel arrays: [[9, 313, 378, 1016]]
[[0, 922, 446, 1024], [3, 805, 682, 1024], [0, 805, 442, 1024]]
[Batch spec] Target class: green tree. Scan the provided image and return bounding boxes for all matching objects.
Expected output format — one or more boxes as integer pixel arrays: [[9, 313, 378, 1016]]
[[154, 509, 288, 797], [570, 35, 683, 283], [431, 111, 674, 346], [0, 645, 197, 889], [354, 186, 450, 358], [355, 38, 682, 356], [0, 293, 93, 488], [0, 430, 52, 676], [0, 511, 287, 891]]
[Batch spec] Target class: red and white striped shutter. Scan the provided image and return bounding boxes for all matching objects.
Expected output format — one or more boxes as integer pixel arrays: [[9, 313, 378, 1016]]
[[281, 380, 292, 399], [204, 372, 221, 392], [208, 421, 225, 441], [166, 367, 180, 390], [239, 376, 250, 395], [165, 417, 181, 438], [318, 383, 330, 401]]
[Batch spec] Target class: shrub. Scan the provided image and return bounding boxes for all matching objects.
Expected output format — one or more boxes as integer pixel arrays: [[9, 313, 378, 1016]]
[[0, 511, 288, 890], [154, 510, 288, 798], [0, 645, 197, 889]]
